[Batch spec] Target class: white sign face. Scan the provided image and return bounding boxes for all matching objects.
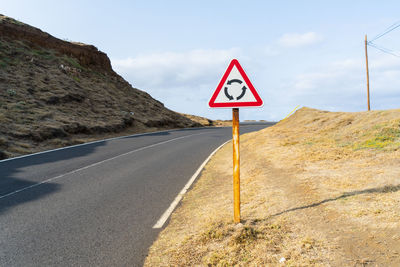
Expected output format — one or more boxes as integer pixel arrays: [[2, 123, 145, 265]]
[[209, 59, 263, 108], [213, 65, 258, 103]]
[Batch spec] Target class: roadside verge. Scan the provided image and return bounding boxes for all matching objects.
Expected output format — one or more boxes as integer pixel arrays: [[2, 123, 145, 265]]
[[145, 107, 400, 266]]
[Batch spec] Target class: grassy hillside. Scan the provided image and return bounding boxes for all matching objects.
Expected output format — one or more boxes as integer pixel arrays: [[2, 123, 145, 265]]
[[0, 15, 201, 159], [145, 107, 400, 266]]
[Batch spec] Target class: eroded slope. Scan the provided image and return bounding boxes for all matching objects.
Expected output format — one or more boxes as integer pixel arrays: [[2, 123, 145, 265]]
[[0, 15, 200, 159]]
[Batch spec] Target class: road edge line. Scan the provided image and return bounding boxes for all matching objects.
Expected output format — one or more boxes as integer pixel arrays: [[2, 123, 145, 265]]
[[152, 139, 231, 229], [0, 132, 206, 200], [0, 126, 224, 163]]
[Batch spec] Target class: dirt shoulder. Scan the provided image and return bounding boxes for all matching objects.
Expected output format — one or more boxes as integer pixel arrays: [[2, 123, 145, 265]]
[[145, 107, 400, 266]]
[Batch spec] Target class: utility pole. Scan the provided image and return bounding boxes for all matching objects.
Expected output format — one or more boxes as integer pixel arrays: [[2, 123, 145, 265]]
[[365, 34, 371, 111]]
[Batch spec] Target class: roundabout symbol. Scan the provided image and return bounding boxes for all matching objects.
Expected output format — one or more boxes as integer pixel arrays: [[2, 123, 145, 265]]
[[224, 79, 247, 101]]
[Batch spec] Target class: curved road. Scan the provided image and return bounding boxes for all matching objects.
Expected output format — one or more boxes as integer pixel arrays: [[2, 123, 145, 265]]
[[0, 124, 271, 266]]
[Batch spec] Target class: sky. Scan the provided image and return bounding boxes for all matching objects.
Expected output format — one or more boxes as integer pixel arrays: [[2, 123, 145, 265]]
[[2, 1, 400, 121]]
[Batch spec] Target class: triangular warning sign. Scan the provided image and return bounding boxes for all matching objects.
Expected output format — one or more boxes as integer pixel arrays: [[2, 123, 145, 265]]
[[209, 59, 263, 108]]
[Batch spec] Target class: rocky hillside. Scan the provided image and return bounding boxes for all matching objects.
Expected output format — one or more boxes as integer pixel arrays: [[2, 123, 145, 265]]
[[0, 15, 201, 159]]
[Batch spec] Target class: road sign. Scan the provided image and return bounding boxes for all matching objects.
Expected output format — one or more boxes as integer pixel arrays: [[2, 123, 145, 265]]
[[209, 59, 263, 108], [208, 59, 264, 223]]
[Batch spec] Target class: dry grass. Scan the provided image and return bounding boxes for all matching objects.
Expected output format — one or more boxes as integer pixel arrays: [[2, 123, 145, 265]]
[[145, 107, 400, 266]]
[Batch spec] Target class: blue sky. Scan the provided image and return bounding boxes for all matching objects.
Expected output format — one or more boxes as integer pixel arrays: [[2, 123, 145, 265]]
[[2, 1, 400, 120]]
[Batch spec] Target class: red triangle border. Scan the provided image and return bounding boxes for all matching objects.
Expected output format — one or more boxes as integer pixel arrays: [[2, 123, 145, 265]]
[[209, 59, 263, 108]]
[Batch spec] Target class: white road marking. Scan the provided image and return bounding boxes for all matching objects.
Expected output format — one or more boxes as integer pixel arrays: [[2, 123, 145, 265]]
[[0, 127, 215, 163], [152, 139, 230, 229], [0, 132, 207, 200]]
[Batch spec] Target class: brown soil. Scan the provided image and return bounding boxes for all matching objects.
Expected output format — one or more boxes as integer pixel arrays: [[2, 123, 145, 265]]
[[145, 107, 400, 266], [0, 15, 201, 159]]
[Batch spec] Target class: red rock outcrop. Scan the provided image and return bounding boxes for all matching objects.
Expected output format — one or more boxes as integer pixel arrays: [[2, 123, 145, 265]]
[[0, 14, 113, 73]]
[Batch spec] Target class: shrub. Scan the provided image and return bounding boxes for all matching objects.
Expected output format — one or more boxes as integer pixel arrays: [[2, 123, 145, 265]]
[[7, 89, 16, 96]]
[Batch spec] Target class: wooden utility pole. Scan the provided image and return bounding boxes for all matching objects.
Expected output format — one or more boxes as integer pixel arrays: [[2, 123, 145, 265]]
[[232, 108, 240, 223], [365, 34, 371, 111]]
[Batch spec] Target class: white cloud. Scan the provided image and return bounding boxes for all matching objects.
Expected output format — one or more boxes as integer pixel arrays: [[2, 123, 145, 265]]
[[111, 48, 242, 119], [278, 32, 323, 47], [370, 54, 400, 69], [294, 72, 335, 91], [285, 54, 400, 112], [112, 48, 240, 88], [110, 45, 400, 121], [262, 45, 280, 57], [293, 59, 360, 92]]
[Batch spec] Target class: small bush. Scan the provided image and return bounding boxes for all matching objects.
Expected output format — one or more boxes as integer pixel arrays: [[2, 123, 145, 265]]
[[7, 89, 16, 96], [15, 101, 27, 111], [63, 55, 85, 71], [0, 60, 7, 68], [32, 49, 55, 60], [354, 125, 400, 150]]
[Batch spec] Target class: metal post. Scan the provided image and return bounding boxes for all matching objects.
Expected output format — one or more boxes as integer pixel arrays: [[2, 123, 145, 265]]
[[232, 108, 240, 223]]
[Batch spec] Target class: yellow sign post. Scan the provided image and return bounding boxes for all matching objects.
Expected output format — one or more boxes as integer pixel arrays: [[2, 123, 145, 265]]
[[209, 59, 263, 223], [232, 108, 240, 223]]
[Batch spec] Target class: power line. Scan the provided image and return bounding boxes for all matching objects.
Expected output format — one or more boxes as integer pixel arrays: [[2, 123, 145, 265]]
[[370, 22, 400, 42], [367, 20, 400, 58], [368, 42, 400, 58], [376, 20, 400, 36], [369, 21, 400, 42], [363, 21, 400, 111]]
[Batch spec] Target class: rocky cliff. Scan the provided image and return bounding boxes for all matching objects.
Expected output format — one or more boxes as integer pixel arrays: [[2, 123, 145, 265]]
[[0, 15, 201, 159]]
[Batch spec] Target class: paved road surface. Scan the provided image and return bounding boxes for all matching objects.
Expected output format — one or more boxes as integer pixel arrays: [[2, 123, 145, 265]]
[[0, 124, 272, 266]]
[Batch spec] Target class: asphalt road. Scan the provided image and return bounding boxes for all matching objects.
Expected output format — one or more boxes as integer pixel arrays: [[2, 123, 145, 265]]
[[0, 124, 272, 266]]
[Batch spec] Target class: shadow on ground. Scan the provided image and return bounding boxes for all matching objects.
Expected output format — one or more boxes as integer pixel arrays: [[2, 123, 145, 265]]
[[271, 184, 400, 218], [0, 130, 178, 215], [0, 141, 107, 215]]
